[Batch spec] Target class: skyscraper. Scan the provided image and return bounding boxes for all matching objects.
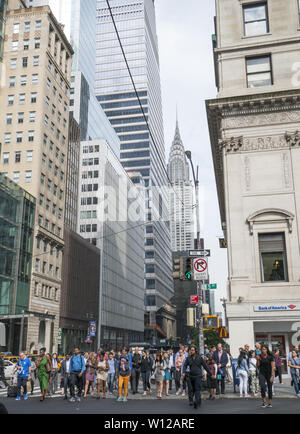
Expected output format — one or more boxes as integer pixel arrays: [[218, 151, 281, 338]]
[[95, 0, 174, 340], [167, 116, 194, 252], [24, 0, 121, 153]]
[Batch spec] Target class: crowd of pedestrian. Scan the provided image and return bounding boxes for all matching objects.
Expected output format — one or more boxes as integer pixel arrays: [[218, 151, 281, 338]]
[[0, 342, 300, 409]]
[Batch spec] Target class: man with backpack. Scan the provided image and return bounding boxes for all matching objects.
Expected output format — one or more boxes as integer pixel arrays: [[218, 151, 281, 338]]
[[12, 352, 32, 401], [68, 347, 86, 402]]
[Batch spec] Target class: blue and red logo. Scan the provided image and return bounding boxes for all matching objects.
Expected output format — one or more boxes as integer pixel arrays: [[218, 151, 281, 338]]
[[288, 305, 297, 310]]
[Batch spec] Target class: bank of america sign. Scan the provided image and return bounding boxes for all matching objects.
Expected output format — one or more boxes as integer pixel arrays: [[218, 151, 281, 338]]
[[254, 304, 300, 312]]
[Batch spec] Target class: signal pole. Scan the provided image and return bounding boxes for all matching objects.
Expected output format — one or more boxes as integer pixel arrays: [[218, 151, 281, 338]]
[[186, 151, 204, 356]]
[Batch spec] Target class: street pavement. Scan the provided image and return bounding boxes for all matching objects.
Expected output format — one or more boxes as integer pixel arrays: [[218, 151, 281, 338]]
[[0, 395, 299, 414], [0, 376, 298, 414]]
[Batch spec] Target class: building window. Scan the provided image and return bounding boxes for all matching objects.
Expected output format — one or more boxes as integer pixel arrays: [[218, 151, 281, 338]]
[[25, 170, 32, 183], [23, 39, 29, 50], [13, 23, 19, 34], [19, 93, 26, 104], [32, 74, 38, 85], [10, 58, 17, 69], [22, 57, 28, 68], [243, 2, 269, 36], [26, 150, 33, 162], [20, 75, 27, 86], [4, 133, 11, 144], [9, 76, 15, 87], [6, 113, 12, 124], [33, 56, 39, 66], [31, 92, 37, 103], [24, 22, 30, 33], [34, 38, 41, 49], [246, 55, 272, 88], [13, 172, 20, 183], [8, 95, 14, 106], [16, 132, 23, 143], [259, 233, 288, 282]]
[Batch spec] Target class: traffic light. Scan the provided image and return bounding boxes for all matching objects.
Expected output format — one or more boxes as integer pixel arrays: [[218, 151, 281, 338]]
[[184, 257, 193, 280], [173, 258, 181, 279], [219, 238, 227, 248]]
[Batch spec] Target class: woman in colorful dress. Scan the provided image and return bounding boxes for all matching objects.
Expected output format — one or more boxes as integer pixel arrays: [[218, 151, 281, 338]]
[[84, 352, 97, 398], [36, 348, 51, 402]]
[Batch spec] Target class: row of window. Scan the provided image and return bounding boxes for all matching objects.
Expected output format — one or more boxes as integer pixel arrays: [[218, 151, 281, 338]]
[[80, 210, 97, 220], [33, 282, 59, 302], [81, 184, 99, 192], [43, 134, 66, 157], [38, 215, 62, 238], [9, 55, 39, 70], [5, 111, 37, 124], [79, 224, 98, 233], [81, 197, 98, 206], [2, 150, 33, 164], [82, 158, 100, 166], [4, 130, 34, 144], [41, 172, 65, 194], [36, 238, 61, 259], [39, 195, 63, 219], [12, 20, 42, 34], [82, 171, 99, 179], [1, 169, 32, 183], [83, 145, 100, 154], [11, 38, 41, 51], [34, 259, 60, 279]]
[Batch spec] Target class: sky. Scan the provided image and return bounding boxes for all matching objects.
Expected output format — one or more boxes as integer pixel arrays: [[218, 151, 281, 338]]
[[155, 0, 228, 317]]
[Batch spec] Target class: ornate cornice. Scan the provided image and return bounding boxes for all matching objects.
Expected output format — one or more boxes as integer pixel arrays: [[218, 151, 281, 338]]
[[219, 136, 243, 153]]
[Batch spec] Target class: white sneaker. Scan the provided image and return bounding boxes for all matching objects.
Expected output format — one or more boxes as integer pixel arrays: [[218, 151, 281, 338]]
[[176, 391, 180, 396], [182, 392, 185, 397]]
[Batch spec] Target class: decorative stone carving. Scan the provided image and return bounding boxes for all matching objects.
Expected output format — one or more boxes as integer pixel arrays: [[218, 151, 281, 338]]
[[223, 111, 300, 129], [219, 137, 243, 153], [242, 135, 287, 152], [285, 131, 300, 147], [246, 208, 294, 235]]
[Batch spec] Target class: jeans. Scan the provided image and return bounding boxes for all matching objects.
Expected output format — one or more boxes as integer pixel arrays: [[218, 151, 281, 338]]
[[141, 371, 150, 392], [169, 367, 176, 390], [216, 376, 225, 394], [259, 373, 272, 400], [70, 371, 83, 398], [48, 369, 58, 394], [276, 366, 282, 383], [190, 375, 202, 406], [107, 373, 115, 393], [17, 377, 27, 397], [185, 374, 194, 403], [291, 373, 300, 395], [131, 368, 141, 393], [238, 371, 248, 395], [63, 375, 70, 398]]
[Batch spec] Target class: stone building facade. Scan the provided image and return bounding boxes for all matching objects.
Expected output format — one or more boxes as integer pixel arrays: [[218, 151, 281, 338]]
[[207, 0, 300, 371], [0, 0, 73, 353]]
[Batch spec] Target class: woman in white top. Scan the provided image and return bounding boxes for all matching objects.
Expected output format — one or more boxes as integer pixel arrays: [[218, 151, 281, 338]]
[[249, 351, 259, 396]]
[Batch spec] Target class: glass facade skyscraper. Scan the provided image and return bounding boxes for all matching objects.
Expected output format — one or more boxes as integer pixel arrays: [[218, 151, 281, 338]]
[[95, 0, 174, 338], [25, 0, 120, 154]]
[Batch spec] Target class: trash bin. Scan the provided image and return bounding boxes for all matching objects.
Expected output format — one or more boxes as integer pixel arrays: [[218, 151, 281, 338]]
[[231, 358, 240, 393]]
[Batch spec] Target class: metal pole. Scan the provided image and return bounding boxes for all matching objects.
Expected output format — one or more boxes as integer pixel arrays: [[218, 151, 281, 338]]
[[19, 310, 25, 354], [195, 168, 204, 357]]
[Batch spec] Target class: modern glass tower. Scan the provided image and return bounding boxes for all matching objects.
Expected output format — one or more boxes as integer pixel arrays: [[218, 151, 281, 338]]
[[167, 117, 194, 252], [24, 0, 120, 154], [95, 0, 174, 339]]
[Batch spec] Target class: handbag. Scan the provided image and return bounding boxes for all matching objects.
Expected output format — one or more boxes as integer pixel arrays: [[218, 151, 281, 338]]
[[150, 373, 156, 385]]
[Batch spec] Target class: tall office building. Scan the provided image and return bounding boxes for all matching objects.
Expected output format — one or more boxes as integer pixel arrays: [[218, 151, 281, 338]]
[[0, 0, 7, 61], [167, 116, 194, 252], [95, 0, 174, 341], [0, 0, 73, 352], [25, 0, 121, 153], [78, 140, 145, 348]]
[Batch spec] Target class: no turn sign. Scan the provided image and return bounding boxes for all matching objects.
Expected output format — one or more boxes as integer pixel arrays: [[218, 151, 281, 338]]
[[193, 258, 208, 281]]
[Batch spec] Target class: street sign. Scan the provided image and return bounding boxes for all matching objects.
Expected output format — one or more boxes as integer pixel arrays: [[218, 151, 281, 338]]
[[193, 258, 208, 280], [204, 284, 217, 290], [190, 295, 200, 305], [218, 326, 229, 339], [190, 250, 211, 257]]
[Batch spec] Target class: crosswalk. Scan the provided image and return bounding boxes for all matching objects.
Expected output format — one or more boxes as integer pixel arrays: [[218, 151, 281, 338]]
[[0, 387, 66, 400]]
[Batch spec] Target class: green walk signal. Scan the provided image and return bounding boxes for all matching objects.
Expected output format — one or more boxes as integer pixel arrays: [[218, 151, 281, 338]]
[[185, 271, 192, 280]]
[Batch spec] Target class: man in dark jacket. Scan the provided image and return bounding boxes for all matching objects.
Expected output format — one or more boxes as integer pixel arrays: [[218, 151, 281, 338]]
[[182, 345, 212, 409], [60, 353, 71, 400], [131, 347, 142, 394], [212, 344, 229, 395]]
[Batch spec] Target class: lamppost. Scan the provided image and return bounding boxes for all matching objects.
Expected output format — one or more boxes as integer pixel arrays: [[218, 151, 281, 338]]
[[220, 298, 228, 328], [185, 151, 204, 356]]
